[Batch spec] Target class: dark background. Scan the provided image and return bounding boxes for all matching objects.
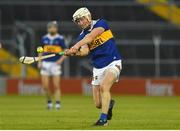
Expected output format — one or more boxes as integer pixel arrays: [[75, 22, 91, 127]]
[[0, 0, 180, 77]]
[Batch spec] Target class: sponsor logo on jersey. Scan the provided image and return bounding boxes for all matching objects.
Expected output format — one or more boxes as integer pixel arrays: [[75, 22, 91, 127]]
[[88, 30, 113, 50]]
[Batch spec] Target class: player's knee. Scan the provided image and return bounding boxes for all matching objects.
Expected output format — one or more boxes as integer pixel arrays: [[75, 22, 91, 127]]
[[54, 84, 60, 90], [99, 83, 108, 93], [99, 85, 105, 93], [42, 83, 49, 89], [53, 82, 60, 89]]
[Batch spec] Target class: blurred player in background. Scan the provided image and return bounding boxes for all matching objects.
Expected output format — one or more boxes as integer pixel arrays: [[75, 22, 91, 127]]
[[38, 21, 66, 110], [65, 7, 122, 126]]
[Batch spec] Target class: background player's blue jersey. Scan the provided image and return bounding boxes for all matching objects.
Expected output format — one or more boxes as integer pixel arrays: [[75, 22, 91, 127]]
[[41, 33, 66, 62], [77, 19, 122, 68]]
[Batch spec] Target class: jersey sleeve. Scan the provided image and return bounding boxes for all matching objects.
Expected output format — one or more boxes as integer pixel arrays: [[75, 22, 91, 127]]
[[93, 19, 109, 30]]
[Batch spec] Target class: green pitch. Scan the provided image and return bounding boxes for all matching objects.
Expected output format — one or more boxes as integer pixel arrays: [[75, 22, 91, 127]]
[[0, 95, 180, 129]]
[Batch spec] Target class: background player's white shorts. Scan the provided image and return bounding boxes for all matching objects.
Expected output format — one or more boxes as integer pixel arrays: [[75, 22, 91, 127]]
[[91, 60, 122, 86], [40, 61, 61, 76]]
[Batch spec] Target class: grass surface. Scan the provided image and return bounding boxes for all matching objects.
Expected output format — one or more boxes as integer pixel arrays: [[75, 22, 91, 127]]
[[0, 95, 180, 129]]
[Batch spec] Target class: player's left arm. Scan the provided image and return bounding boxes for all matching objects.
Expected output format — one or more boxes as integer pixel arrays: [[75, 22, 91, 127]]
[[70, 27, 105, 54], [56, 38, 67, 65]]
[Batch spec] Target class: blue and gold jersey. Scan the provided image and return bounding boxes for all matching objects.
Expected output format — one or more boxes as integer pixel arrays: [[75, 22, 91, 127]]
[[41, 33, 66, 62], [77, 19, 122, 68]]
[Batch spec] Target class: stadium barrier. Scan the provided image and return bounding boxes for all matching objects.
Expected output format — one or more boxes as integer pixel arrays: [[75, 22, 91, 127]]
[[2, 77, 180, 96]]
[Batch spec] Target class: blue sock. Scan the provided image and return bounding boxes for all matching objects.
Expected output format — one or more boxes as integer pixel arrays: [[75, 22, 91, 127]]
[[100, 113, 107, 121]]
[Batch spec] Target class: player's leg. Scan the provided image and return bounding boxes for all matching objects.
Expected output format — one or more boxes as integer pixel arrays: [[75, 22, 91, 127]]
[[92, 68, 115, 126], [40, 61, 53, 109], [50, 63, 61, 109], [92, 86, 101, 109], [92, 85, 115, 118], [94, 60, 122, 126], [41, 75, 52, 109], [91, 68, 103, 109], [94, 71, 116, 126], [100, 71, 116, 116], [52, 75, 61, 110]]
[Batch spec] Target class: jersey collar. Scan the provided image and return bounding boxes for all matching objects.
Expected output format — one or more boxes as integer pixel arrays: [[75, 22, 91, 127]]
[[83, 20, 98, 32], [47, 33, 59, 40]]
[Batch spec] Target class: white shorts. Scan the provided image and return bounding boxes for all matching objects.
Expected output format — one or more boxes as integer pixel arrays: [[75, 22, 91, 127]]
[[91, 60, 122, 86], [40, 61, 62, 76]]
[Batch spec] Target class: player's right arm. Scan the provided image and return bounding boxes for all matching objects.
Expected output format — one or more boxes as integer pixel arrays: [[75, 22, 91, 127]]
[[69, 27, 104, 55], [65, 33, 89, 56], [75, 44, 89, 56], [65, 44, 89, 56]]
